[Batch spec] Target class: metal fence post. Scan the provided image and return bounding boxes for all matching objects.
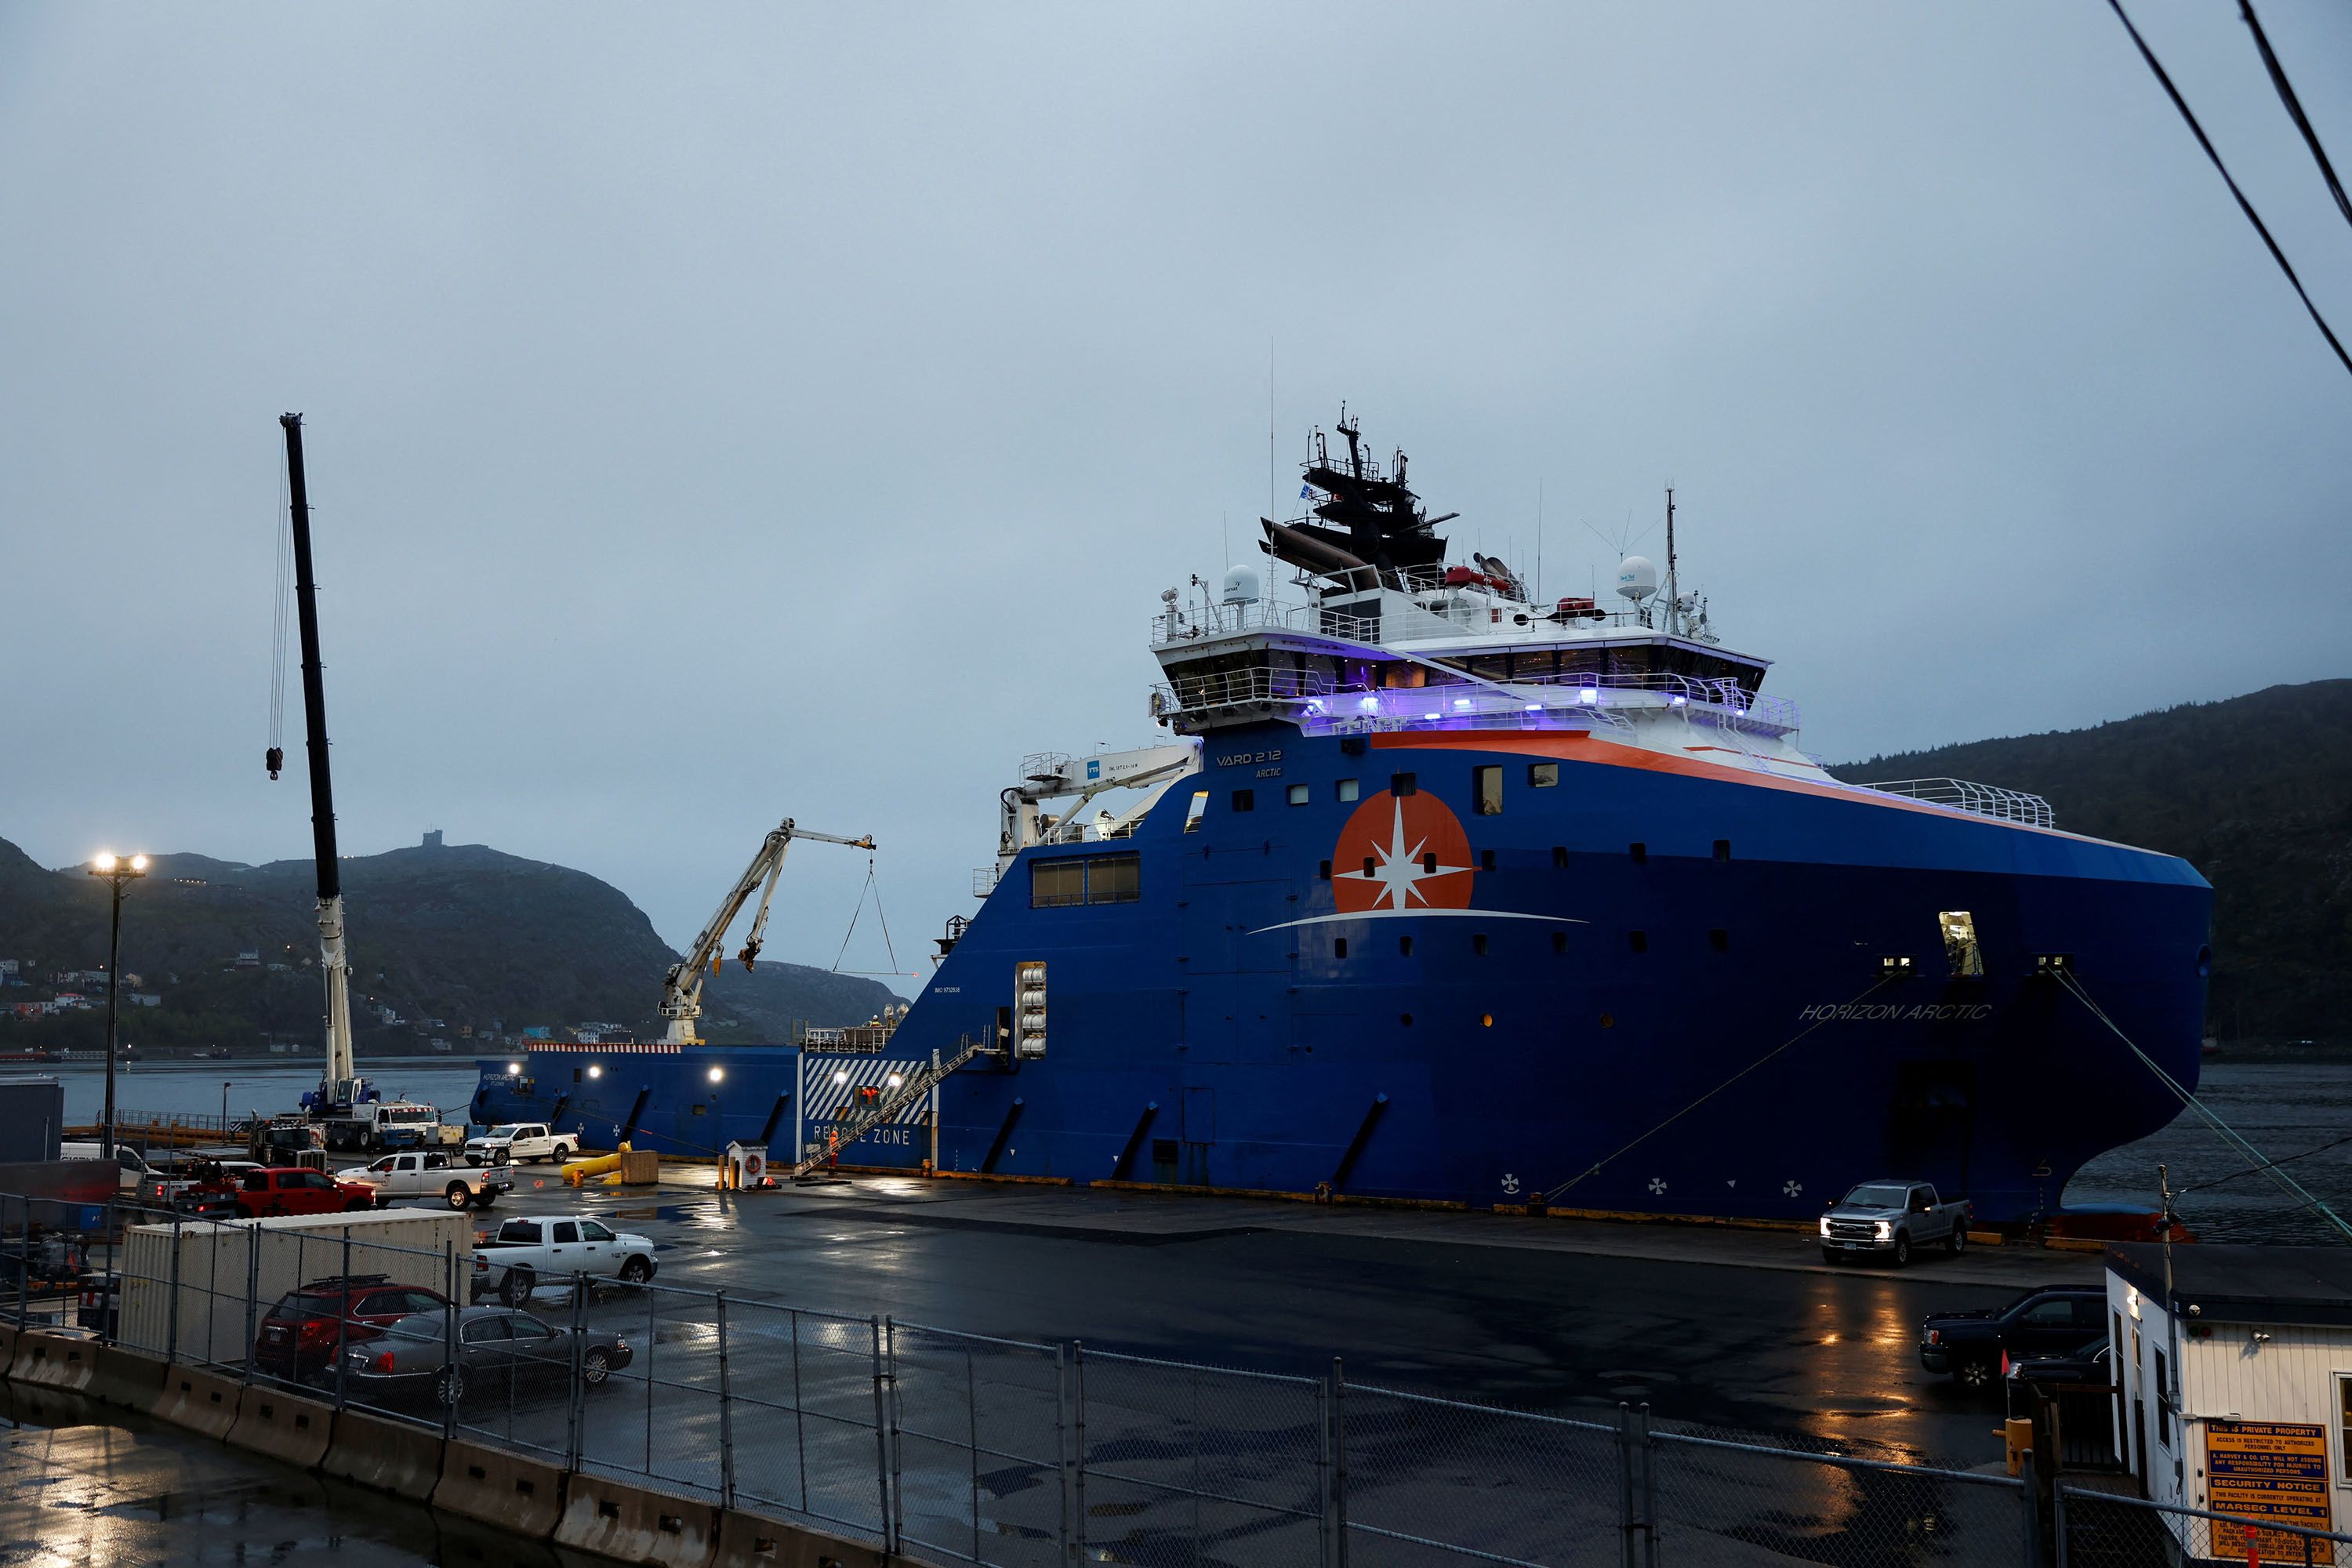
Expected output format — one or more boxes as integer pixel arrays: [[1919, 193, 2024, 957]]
[[966, 1341, 982, 1568], [1331, 1359, 1351, 1568], [871, 1315, 895, 1555], [2020, 1450, 2043, 1568], [102, 1195, 118, 1340], [1617, 1403, 1656, 1568], [443, 1242, 458, 1442], [716, 1290, 735, 1508], [1073, 1340, 1088, 1564], [567, 1272, 588, 1472], [167, 1209, 183, 1361], [334, 1226, 352, 1410], [241, 1221, 260, 1382], [791, 1308, 808, 1513], [1055, 1341, 1073, 1564], [13, 1196, 26, 1330], [2052, 1479, 2070, 1568]]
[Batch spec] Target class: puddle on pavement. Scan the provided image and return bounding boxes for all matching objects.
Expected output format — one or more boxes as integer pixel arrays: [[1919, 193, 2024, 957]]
[[0, 1384, 607, 1568]]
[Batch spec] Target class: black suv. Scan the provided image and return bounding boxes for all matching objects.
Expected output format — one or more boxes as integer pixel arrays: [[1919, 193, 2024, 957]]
[[253, 1273, 453, 1382], [1919, 1285, 2106, 1388]]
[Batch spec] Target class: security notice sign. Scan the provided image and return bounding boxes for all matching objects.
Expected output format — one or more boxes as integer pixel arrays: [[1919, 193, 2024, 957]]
[[2205, 1420, 2333, 1564]]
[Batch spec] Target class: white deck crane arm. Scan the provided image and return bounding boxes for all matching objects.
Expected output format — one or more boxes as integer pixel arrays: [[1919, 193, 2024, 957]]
[[659, 818, 876, 1045]]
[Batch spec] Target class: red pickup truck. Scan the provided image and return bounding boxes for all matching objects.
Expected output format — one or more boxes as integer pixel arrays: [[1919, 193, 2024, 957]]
[[226, 1167, 378, 1218]]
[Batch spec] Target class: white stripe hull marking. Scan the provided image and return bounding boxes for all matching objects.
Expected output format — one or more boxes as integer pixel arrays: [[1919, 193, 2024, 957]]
[[1247, 908, 1587, 935]]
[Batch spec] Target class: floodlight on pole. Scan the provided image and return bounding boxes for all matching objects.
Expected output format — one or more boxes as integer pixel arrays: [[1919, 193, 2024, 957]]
[[86, 851, 148, 1160]]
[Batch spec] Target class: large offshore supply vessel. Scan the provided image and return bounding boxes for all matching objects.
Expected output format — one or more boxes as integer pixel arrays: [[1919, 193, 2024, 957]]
[[477, 416, 2211, 1223]]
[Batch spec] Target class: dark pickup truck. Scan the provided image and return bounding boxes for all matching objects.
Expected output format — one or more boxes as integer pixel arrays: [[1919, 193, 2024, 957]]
[[1919, 1285, 2107, 1389]]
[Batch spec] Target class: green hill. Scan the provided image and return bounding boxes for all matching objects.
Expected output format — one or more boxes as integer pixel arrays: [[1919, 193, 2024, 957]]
[[1834, 679, 2352, 1043], [0, 835, 905, 1057]]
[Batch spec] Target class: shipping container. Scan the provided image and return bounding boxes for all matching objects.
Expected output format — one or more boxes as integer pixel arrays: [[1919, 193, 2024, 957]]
[[0, 1079, 64, 1162], [118, 1207, 473, 1367]]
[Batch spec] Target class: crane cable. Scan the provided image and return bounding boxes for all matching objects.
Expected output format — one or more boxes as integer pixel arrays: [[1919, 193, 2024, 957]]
[[2105, 0, 2352, 379], [830, 857, 911, 978], [2053, 967, 2352, 1242], [1543, 975, 1897, 1204]]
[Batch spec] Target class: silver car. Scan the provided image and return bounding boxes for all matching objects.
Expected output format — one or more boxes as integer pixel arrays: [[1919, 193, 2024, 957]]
[[336, 1305, 632, 1404]]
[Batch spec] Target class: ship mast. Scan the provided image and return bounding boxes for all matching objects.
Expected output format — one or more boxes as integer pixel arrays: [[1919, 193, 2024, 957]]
[[1664, 487, 1679, 638], [279, 414, 357, 1100]]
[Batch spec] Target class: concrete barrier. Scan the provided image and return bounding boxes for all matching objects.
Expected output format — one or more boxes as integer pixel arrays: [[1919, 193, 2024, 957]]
[[147, 1364, 244, 1439], [227, 1385, 334, 1468], [10, 1330, 97, 1392], [432, 1436, 565, 1538], [556, 1473, 719, 1568], [86, 1345, 169, 1410], [320, 1405, 445, 1501], [710, 1508, 888, 1568]]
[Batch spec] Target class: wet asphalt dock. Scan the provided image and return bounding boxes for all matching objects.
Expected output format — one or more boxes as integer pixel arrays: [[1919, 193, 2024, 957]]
[[520, 1172, 2098, 1468]]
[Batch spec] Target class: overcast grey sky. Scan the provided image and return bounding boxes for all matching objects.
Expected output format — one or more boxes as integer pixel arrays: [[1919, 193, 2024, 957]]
[[4, 3, 2347, 975]]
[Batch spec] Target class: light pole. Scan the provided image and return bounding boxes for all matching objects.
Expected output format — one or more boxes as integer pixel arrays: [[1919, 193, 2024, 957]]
[[87, 852, 148, 1160]]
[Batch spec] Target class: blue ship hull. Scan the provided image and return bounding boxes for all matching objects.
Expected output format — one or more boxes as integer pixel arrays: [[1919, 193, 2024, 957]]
[[476, 725, 2208, 1223]]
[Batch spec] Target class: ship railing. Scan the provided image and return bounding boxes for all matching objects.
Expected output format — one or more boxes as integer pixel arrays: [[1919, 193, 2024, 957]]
[[1857, 777, 2056, 829], [797, 1025, 898, 1054], [1156, 665, 1339, 714], [1157, 664, 1797, 742]]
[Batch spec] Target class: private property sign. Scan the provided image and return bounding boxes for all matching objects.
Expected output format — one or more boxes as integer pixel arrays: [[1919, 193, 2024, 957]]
[[2205, 1420, 2333, 1564]]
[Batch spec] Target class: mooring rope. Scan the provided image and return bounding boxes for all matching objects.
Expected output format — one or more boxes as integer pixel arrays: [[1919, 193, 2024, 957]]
[[2056, 968, 2352, 1243], [1543, 975, 1896, 1204]]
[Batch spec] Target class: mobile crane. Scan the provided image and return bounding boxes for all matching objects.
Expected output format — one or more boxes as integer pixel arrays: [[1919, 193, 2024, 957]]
[[661, 818, 875, 1045]]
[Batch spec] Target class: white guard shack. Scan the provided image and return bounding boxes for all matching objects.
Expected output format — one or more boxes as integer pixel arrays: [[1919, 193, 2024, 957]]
[[2107, 1242, 2352, 1555]]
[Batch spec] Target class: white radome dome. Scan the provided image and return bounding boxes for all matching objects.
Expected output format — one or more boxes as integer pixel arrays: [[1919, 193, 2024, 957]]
[[1616, 554, 1658, 602]]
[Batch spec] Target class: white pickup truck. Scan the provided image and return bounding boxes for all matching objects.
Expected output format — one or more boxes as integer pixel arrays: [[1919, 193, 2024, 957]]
[[338, 1149, 517, 1210], [462, 1123, 577, 1167], [470, 1214, 659, 1305]]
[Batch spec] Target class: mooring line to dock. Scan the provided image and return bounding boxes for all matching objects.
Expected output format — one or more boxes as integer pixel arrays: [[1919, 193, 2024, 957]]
[[2056, 969, 2352, 1243], [1541, 975, 1897, 1205]]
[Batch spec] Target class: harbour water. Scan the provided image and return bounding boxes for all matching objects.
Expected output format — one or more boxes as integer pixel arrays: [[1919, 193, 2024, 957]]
[[19, 1049, 2347, 1244]]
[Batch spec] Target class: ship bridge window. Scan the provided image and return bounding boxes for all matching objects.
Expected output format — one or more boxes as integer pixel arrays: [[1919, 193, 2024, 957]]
[[1472, 766, 1502, 815], [1939, 911, 1984, 977], [1030, 858, 1086, 908], [1529, 763, 1558, 788], [1033, 852, 1140, 907], [1183, 791, 1207, 833], [1287, 783, 1310, 807], [1336, 779, 1359, 803]]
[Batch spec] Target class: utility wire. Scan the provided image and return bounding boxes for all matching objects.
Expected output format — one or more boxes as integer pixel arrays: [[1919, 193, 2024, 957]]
[[2178, 1127, 2352, 1198], [2056, 968, 2352, 1241], [1544, 976, 1893, 1203], [2240, 0, 2352, 234], [2106, 0, 2352, 379]]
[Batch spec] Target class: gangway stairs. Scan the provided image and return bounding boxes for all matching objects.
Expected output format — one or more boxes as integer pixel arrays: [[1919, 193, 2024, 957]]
[[793, 1033, 991, 1181]]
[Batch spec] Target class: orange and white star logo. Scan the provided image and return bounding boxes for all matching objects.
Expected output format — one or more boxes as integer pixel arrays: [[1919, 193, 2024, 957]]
[[1332, 792, 1475, 915]]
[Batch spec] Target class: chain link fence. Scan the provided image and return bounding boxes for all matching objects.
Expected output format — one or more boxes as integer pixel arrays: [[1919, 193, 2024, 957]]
[[2058, 1485, 2350, 1567], [4, 1191, 2071, 1566]]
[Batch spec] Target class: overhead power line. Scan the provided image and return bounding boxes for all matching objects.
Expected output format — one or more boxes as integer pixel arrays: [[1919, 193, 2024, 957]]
[[2239, 1, 2352, 235], [2105, 0, 2352, 379]]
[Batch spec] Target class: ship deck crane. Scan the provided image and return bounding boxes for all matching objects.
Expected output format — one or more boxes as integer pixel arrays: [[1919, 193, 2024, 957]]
[[662, 818, 875, 1044]]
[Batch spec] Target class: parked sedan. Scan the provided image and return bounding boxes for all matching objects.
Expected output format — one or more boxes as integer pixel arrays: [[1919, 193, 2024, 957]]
[[336, 1305, 632, 1405]]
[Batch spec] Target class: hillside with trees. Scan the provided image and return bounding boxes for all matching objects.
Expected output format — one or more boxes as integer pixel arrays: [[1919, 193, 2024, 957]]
[[0, 834, 904, 1057]]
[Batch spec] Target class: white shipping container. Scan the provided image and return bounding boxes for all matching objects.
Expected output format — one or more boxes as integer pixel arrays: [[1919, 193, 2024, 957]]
[[118, 1208, 474, 1367]]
